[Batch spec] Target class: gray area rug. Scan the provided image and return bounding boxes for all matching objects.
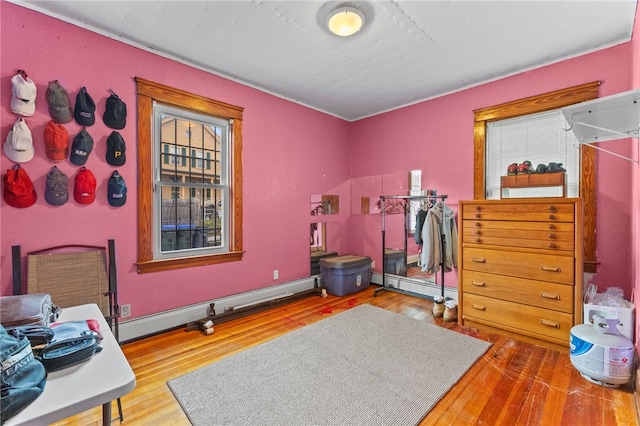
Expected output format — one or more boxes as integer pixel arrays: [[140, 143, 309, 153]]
[[168, 304, 492, 426]]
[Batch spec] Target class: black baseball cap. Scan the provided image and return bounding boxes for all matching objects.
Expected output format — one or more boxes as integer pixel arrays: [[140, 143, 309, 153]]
[[103, 89, 126, 129], [106, 131, 126, 166], [70, 128, 94, 166], [74, 87, 96, 126]]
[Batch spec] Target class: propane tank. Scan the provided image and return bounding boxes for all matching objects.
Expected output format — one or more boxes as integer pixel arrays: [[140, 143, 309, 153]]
[[570, 315, 634, 387]]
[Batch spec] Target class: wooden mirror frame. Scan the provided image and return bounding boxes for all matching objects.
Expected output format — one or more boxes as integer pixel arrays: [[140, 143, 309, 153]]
[[473, 81, 600, 273]]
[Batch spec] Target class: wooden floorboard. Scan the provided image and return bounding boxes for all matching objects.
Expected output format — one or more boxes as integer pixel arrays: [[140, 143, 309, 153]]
[[50, 285, 636, 426]]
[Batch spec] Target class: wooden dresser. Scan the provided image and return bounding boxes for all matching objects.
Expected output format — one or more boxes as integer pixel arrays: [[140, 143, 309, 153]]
[[458, 198, 583, 347]]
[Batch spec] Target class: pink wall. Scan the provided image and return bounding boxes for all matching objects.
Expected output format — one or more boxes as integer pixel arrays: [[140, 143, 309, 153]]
[[348, 35, 636, 296], [1, 2, 637, 326], [0, 2, 351, 317]]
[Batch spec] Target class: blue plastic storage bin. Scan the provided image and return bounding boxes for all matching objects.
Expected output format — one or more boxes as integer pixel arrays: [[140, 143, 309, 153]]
[[319, 255, 371, 296]]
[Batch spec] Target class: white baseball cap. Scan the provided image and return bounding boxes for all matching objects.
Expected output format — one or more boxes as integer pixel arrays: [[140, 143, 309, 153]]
[[4, 118, 34, 163], [10, 71, 37, 117]]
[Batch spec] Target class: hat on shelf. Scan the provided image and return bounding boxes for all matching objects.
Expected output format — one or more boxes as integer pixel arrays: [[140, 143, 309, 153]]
[[46, 80, 73, 123], [106, 131, 126, 166], [103, 89, 127, 129], [74, 166, 96, 205], [70, 128, 94, 166], [10, 70, 37, 117], [74, 87, 96, 126], [44, 120, 69, 162], [3, 118, 34, 163], [44, 166, 69, 206], [3, 164, 37, 208], [107, 170, 127, 207]]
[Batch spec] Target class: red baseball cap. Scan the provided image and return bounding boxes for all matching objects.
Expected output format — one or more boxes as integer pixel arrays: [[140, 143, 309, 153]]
[[74, 166, 96, 205], [3, 164, 37, 208], [44, 120, 69, 162]]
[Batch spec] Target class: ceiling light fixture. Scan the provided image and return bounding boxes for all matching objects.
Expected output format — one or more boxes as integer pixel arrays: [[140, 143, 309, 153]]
[[326, 6, 365, 37]]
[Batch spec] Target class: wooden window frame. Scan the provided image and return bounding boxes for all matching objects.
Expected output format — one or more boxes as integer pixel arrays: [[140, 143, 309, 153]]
[[473, 81, 600, 273], [135, 77, 244, 273]]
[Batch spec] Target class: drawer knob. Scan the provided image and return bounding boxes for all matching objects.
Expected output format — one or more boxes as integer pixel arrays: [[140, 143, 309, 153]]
[[475, 206, 481, 211], [472, 258, 487, 263], [548, 224, 556, 230], [547, 233, 555, 239], [548, 214, 556, 220], [548, 206, 557, 212], [472, 304, 486, 311], [475, 230, 482, 235], [540, 292, 560, 300], [472, 281, 486, 287], [475, 238, 482, 243], [547, 243, 556, 249], [540, 319, 560, 328], [475, 214, 481, 219], [541, 266, 560, 272], [475, 222, 481, 227]]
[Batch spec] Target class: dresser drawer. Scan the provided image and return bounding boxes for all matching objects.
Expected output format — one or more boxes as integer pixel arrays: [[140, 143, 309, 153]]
[[463, 220, 574, 233], [463, 293, 573, 342], [462, 202, 574, 222], [462, 223, 574, 251], [462, 270, 574, 313], [462, 247, 574, 284]]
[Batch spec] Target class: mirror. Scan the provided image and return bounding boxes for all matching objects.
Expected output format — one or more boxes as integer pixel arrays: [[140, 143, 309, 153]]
[[310, 195, 341, 275], [310, 221, 341, 274], [349, 172, 443, 284], [311, 194, 339, 215], [350, 175, 381, 215]]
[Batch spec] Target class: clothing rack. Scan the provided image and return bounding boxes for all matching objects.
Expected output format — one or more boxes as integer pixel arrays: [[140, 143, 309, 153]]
[[373, 194, 448, 301]]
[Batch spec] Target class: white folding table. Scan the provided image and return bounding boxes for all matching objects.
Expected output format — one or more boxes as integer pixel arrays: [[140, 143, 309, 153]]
[[5, 303, 136, 425]]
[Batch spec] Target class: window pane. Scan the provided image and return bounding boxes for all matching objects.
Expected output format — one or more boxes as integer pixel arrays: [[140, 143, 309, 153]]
[[154, 103, 229, 258], [486, 110, 580, 199], [159, 116, 222, 185]]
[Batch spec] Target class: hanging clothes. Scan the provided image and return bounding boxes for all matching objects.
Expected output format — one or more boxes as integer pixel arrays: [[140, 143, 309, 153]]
[[414, 209, 428, 245], [420, 201, 458, 273]]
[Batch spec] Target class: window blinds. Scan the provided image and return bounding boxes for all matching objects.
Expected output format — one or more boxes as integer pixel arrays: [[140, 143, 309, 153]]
[[486, 109, 580, 199]]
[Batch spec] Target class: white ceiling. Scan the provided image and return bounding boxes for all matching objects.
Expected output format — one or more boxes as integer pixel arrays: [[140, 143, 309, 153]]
[[11, 0, 638, 121]]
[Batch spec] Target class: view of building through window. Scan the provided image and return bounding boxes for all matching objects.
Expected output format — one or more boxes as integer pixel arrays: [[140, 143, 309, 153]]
[[155, 108, 229, 256]]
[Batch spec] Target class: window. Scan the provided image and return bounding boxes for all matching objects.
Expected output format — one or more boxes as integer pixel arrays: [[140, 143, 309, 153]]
[[135, 78, 244, 273], [473, 81, 599, 272], [155, 104, 228, 259], [486, 109, 580, 199]]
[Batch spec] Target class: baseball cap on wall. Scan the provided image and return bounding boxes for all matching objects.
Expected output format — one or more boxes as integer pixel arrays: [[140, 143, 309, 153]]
[[10, 70, 37, 117], [74, 166, 96, 205], [70, 128, 94, 166], [103, 89, 127, 129], [106, 131, 126, 166], [46, 80, 73, 123], [44, 166, 68, 206], [44, 120, 69, 162], [3, 164, 37, 208], [3, 118, 34, 163], [74, 87, 96, 126], [107, 170, 127, 207]]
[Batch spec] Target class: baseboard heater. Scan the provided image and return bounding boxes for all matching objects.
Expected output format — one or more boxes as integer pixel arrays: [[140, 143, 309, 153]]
[[118, 276, 320, 342], [185, 286, 324, 332], [370, 272, 458, 302]]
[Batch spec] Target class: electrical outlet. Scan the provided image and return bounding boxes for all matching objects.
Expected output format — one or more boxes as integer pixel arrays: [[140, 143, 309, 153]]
[[273, 270, 279, 280], [121, 304, 131, 318]]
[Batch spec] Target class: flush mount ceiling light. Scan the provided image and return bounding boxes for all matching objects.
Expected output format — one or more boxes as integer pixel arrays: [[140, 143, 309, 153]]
[[326, 6, 365, 37]]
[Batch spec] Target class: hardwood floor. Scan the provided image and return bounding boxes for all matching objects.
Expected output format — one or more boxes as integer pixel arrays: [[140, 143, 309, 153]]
[[52, 285, 636, 426]]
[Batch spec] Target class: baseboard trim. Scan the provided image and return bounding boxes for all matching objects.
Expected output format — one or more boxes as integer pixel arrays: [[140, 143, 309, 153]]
[[118, 276, 318, 342]]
